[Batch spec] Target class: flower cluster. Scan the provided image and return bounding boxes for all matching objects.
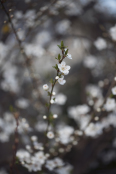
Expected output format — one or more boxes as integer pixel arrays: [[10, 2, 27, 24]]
[[17, 149, 46, 172]]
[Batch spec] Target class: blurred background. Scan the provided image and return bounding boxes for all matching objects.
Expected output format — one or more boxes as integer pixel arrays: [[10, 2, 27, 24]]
[[1, 0, 116, 174]]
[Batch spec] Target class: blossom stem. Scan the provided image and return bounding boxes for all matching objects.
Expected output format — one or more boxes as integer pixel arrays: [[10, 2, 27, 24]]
[[44, 49, 65, 152], [44, 71, 59, 152]]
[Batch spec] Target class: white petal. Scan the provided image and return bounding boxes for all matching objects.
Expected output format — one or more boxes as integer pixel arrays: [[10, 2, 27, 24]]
[[66, 65, 71, 70], [58, 64, 61, 69], [61, 61, 66, 66]]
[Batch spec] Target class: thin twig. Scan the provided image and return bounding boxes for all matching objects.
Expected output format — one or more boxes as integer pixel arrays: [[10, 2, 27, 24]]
[[44, 50, 65, 152]]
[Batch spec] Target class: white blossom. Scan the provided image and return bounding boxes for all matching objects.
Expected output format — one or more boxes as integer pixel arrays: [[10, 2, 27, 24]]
[[50, 98, 55, 104], [58, 61, 70, 75], [43, 84, 49, 91], [57, 126, 74, 144], [55, 19, 71, 34], [104, 98, 116, 111], [0, 132, 9, 142], [45, 157, 64, 171], [58, 76, 66, 85], [47, 131, 54, 139], [55, 76, 59, 80], [34, 151, 46, 164], [24, 10, 36, 27], [86, 85, 102, 98], [43, 115, 47, 119], [68, 105, 90, 130], [15, 11, 23, 19], [15, 98, 29, 109], [94, 37, 107, 50], [54, 157, 64, 167], [31, 135, 38, 142], [16, 149, 30, 161], [85, 123, 103, 137], [17, 149, 46, 172], [35, 119, 47, 132], [56, 93, 67, 105], [18, 118, 32, 133], [45, 160, 56, 171], [53, 114, 58, 118], [52, 91, 56, 96], [68, 104, 90, 118], [17, 30, 25, 40]]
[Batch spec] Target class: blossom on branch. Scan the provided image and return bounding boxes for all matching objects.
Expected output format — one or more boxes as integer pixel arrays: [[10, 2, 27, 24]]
[[58, 61, 70, 75], [43, 84, 49, 91], [58, 76, 66, 85]]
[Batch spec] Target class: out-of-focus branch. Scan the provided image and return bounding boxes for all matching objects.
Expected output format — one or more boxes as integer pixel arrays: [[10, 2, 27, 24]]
[[25, 0, 58, 39], [0, 0, 45, 105]]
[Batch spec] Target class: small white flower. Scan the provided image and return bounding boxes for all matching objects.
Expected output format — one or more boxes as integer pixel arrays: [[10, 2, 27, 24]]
[[53, 114, 58, 118], [57, 126, 74, 144], [52, 92, 56, 96], [15, 98, 29, 109], [112, 86, 116, 95], [31, 135, 38, 141], [47, 131, 54, 139], [55, 76, 59, 80], [43, 115, 47, 119], [50, 98, 55, 104], [54, 157, 64, 167], [85, 123, 102, 137], [35, 151, 46, 164], [58, 76, 66, 85], [58, 61, 70, 75], [45, 160, 56, 171], [43, 84, 49, 91], [55, 19, 71, 34], [26, 145, 31, 151], [94, 37, 107, 50], [104, 98, 116, 111], [56, 93, 67, 105], [16, 149, 30, 161]]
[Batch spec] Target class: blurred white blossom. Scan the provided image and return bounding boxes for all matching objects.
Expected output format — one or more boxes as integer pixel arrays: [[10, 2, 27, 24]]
[[15, 98, 29, 109], [56, 93, 67, 105], [58, 76, 66, 85], [104, 98, 116, 111], [94, 37, 107, 50], [83, 55, 97, 69], [55, 19, 71, 34], [109, 24, 116, 41]]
